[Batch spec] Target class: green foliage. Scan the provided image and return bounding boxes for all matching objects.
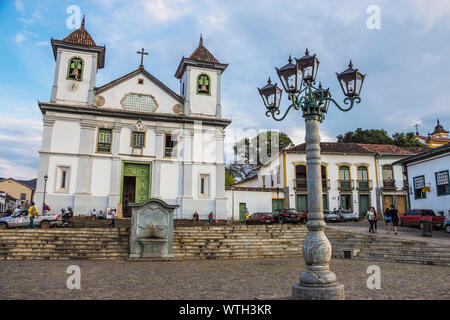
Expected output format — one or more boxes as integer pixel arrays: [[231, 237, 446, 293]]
[[225, 168, 235, 187], [337, 128, 426, 147]]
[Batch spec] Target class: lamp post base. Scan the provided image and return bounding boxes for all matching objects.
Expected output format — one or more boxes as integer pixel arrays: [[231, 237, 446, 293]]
[[292, 283, 345, 300]]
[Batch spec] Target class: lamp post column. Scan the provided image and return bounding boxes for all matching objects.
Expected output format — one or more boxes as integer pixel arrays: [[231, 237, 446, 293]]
[[292, 117, 345, 300]]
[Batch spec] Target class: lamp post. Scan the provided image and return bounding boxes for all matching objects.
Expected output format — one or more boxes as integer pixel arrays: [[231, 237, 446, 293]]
[[43, 174, 48, 207], [258, 49, 366, 300]]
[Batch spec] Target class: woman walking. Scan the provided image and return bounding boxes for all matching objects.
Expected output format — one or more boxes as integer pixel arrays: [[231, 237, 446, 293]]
[[389, 205, 400, 235], [364, 207, 377, 233]]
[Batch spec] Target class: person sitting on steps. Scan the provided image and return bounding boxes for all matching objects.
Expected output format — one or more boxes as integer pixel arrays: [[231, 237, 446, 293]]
[[193, 211, 199, 223]]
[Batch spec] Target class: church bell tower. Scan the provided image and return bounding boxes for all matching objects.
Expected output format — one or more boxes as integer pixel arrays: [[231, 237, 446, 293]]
[[50, 17, 105, 106], [175, 35, 228, 117]]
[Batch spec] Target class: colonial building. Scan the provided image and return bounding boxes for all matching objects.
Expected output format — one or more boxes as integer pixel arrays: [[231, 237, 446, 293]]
[[0, 178, 35, 207], [395, 144, 450, 218], [34, 18, 230, 219], [415, 119, 449, 148], [230, 142, 420, 219]]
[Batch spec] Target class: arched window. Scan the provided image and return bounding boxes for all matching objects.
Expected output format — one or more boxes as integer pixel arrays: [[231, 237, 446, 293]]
[[197, 73, 211, 95], [67, 56, 84, 81]]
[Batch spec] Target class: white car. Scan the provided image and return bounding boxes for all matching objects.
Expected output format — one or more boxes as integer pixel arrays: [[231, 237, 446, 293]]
[[334, 210, 360, 222], [0, 210, 59, 229]]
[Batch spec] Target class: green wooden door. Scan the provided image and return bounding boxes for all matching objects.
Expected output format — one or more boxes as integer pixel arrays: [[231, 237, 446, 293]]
[[272, 199, 283, 211], [296, 194, 308, 211], [123, 162, 151, 204], [239, 203, 246, 222], [359, 194, 370, 218]]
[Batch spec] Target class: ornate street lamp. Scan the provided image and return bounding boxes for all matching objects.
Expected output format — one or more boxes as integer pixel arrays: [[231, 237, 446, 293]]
[[43, 174, 48, 207], [258, 49, 366, 300], [257, 77, 282, 111]]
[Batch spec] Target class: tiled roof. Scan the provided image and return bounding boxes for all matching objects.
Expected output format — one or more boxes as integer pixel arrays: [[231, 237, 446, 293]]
[[394, 143, 450, 165], [416, 135, 450, 143], [287, 142, 371, 154], [188, 35, 220, 63], [62, 17, 97, 47], [357, 143, 416, 155], [286, 142, 420, 155]]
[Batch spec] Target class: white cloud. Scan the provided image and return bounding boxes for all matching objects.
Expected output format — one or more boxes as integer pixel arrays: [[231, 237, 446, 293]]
[[0, 158, 37, 180], [14, 0, 24, 13], [15, 33, 25, 43]]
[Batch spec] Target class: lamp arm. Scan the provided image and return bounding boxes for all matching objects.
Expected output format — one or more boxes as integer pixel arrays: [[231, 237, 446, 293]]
[[265, 103, 298, 121], [319, 96, 361, 112]]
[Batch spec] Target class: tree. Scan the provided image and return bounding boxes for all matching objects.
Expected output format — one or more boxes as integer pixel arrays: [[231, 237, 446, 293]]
[[336, 128, 426, 147], [225, 167, 235, 187], [230, 131, 294, 182]]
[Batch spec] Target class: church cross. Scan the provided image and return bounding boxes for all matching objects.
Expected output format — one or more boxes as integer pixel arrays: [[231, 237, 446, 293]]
[[137, 48, 149, 67], [414, 124, 420, 135]]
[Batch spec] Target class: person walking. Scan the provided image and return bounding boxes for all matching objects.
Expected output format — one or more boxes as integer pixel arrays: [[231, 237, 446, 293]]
[[373, 207, 380, 233], [28, 202, 39, 229], [389, 205, 400, 235], [384, 207, 392, 234], [364, 207, 377, 233], [109, 209, 117, 228]]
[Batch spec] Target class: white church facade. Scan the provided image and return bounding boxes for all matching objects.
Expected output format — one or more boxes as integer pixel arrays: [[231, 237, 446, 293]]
[[33, 18, 231, 219]]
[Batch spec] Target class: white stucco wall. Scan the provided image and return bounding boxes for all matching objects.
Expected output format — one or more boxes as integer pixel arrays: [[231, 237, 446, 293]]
[[225, 190, 279, 221], [90, 158, 112, 196], [407, 154, 450, 218], [47, 155, 79, 195], [51, 120, 81, 154]]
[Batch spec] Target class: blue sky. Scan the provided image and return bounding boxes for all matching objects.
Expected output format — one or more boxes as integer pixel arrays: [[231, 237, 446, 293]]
[[1, 0, 450, 179]]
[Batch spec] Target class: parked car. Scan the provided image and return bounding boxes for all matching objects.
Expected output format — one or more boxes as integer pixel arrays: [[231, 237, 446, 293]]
[[323, 210, 340, 222], [246, 212, 274, 225], [0, 210, 59, 230], [400, 209, 446, 229], [444, 221, 450, 233], [334, 209, 359, 222], [272, 208, 301, 224]]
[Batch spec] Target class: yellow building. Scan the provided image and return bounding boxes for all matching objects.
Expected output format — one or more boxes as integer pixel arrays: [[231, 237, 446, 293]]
[[0, 178, 35, 207], [416, 120, 449, 148]]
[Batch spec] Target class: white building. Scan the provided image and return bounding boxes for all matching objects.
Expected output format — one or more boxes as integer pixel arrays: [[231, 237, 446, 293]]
[[228, 142, 421, 220], [34, 19, 230, 219], [396, 144, 450, 218]]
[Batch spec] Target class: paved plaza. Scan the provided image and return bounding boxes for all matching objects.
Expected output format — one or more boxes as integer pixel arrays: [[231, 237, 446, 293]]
[[1, 257, 448, 300]]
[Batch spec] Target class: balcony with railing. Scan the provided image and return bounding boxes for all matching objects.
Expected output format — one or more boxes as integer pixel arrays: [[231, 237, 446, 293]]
[[357, 180, 372, 191], [294, 178, 331, 191], [382, 179, 396, 190], [338, 179, 354, 191]]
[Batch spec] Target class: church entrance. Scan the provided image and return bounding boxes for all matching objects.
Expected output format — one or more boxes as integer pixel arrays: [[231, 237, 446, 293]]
[[121, 161, 152, 218]]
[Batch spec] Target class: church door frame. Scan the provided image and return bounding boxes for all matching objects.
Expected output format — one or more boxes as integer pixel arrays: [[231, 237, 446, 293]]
[[120, 160, 152, 205]]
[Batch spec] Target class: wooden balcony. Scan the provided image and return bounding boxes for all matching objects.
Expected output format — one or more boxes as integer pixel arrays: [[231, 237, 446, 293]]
[[383, 179, 396, 190], [338, 180, 354, 191], [357, 180, 373, 191]]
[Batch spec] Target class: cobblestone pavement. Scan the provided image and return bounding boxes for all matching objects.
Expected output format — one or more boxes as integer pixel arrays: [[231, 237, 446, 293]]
[[327, 220, 450, 245], [0, 258, 448, 300]]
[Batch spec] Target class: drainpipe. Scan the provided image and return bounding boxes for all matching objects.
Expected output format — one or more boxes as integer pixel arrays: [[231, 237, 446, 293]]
[[231, 186, 235, 223]]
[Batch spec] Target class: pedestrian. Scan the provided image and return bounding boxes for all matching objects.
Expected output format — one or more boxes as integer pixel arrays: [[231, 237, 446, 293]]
[[43, 203, 51, 216], [364, 207, 377, 233], [389, 205, 400, 235], [109, 209, 116, 228], [28, 202, 39, 229], [14, 205, 21, 215], [384, 207, 392, 234], [193, 211, 199, 223], [373, 207, 380, 233], [208, 212, 214, 224]]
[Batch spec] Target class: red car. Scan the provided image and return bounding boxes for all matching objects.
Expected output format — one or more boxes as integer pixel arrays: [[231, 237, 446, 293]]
[[246, 212, 274, 225], [400, 209, 446, 229]]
